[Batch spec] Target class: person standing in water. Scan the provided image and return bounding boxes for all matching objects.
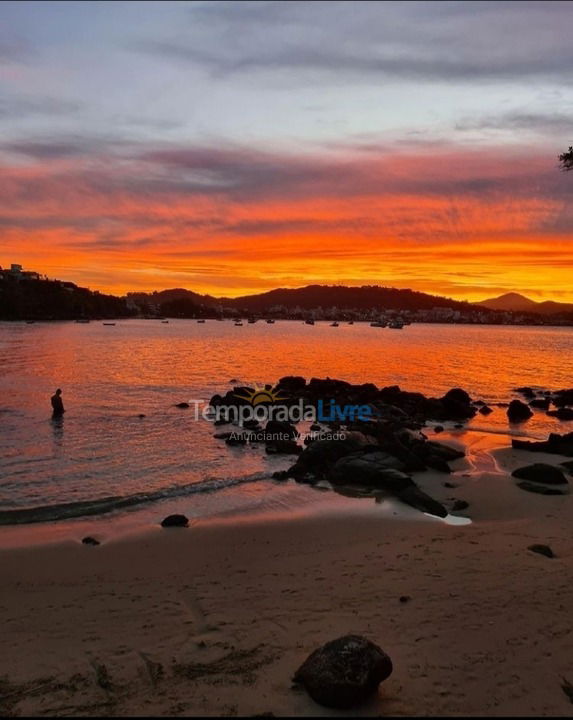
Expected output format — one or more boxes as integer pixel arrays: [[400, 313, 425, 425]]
[[51, 388, 65, 416]]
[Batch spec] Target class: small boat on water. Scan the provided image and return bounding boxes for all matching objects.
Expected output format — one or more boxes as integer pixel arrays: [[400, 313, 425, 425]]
[[330, 321, 339, 327], [304, 319, 315, 325]]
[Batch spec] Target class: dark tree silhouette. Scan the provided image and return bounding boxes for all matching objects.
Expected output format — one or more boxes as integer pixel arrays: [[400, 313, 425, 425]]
[[559, 146, 573, 171]]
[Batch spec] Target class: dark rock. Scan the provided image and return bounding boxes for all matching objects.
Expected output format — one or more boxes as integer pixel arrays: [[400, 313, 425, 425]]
[[214, 431, 232, 439], [137, 413, 146, 418], [276, 375, 307, 393], [434, 425, 444, 433], [514, 386, 536, 399], [293, 635, 393, 709], [310, 423, 322, 431], [226, 435, 247, 446], [561, 461, 573, 474], [547, 408, 573, 421], [528, 544, 554, 558], [424, 441, 465, 462], [286, 433, 371, 479], [243, 419, 261, 430], [265, 440, 303, 455], [454, 423, 464, 429], [473, 399, 485, 406], [396, 485, 448, 517], [175, 402, 190, 409], [507, 399, 533, 423], [512, 431, 573, 456], [451, 499, 469, 512], [443, 481, 458, 488], [529, 398, 550, 410], [516, 481, 568, 496], [441, 388, 476, 419], [161, 514, 189, 528], [553, 388, 573, 407], [264, 420, 297, 440], [214, 418, 229, 426], [399, 595, 411, 603], [478, 405, 493, 415], [82, 536, 100, 546], [424, 455, 451, 473], [512, 464, 568, 485], [328, 452, 408, 489]]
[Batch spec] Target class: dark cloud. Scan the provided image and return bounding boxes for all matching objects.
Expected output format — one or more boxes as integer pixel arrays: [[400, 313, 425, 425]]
[[456, 112, 573, 134], [137, 0, 573, 84]]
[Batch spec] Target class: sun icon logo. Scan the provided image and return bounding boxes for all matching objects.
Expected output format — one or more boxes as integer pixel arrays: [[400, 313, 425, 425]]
[[233, 384, 287, 406]]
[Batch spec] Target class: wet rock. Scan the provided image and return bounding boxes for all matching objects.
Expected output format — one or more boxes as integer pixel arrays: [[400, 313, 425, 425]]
[[276, 375, 307, 393], [82, 536, 100, 546], [399, 595, 411, 603], [434, 425, 444, 433], [264, 420, 298, 440], [451, 499, 469, 511], [553, 388, 573, 407], [443, 481, 458, 488], [424, 455, 451, 473], [395, 485, 448, 517], [226, 435, 247, 446], [175, 402, 190, 409], [137, 413, 146, 418], [328, 452, 408, 489], [528, 544, 554, 558], [310, 423, 322, 431], [512, 431, 573, 456], [514, 386, 536, 399], [265, 440, 303, 455], [293, 635, 393, 709], [478, 405, 493, 415], [561, 461, 573, 474], [214, 431, 232, 439], [547, 408, 573, 421], [441, 388, 476, 420], [512, 464, 568, 485], [286, 433, 371, 479], [507, 399, 533, 423], [161, 514, 189, 528], [529, 398, 550, 410], [213, 418, 229, 426]]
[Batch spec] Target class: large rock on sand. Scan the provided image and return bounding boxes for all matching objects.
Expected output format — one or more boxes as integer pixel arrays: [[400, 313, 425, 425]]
[[512, 432, 573, 456], [328, 451, 448, 518], [287, 433, 372, 478], [293, 635, 393, 709], [512, 464, 568, 485]]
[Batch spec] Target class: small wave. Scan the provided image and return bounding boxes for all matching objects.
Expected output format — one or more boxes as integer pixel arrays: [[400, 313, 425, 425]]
[[0, 472, 266, 525]]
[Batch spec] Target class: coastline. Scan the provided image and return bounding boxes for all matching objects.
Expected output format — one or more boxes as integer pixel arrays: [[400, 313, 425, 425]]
[[2, 431, 573, 716]]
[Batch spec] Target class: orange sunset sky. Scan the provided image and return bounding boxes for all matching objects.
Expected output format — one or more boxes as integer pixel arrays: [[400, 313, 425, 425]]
[[1, 1, 572, 302]]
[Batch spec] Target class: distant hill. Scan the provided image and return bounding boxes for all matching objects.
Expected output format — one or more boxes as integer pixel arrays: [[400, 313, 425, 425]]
[[131, 284, 478, 316], [225, 284, 474, 312], [478, 292, 573, 316]]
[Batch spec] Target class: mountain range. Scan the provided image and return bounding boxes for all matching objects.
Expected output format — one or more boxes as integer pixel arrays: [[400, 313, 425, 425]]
[[478, 292, 573, 316]]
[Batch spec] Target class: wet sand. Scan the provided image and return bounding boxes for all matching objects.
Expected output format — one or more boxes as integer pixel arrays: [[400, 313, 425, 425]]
[[1, 433, 573, 716]]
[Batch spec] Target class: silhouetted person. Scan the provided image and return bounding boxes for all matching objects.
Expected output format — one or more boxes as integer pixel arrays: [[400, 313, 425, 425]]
[[51, 388, 65, 416]]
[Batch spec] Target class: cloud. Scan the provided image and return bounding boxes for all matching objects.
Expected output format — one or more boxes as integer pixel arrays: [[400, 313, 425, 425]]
[[136, 0, 573, 85], [0, 94, 81, 120], [456, 111, 573, 135]]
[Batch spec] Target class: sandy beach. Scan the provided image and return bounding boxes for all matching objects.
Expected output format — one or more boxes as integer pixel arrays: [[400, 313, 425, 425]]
[[1, 432, 573, 717]]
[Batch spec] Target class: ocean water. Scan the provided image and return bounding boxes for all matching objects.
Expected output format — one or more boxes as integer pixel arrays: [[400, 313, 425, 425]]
[[0, 319, 571, 542]]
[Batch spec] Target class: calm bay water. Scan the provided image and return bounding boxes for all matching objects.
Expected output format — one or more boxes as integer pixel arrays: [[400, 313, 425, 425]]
[[0, 319, 571, 540]]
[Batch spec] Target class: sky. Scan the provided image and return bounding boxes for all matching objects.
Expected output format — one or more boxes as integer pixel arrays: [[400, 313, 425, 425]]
[[0, 0, 572, 301]]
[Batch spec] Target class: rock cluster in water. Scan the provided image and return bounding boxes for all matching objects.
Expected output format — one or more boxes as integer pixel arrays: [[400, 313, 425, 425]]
[[209, 377, 477, 517]]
